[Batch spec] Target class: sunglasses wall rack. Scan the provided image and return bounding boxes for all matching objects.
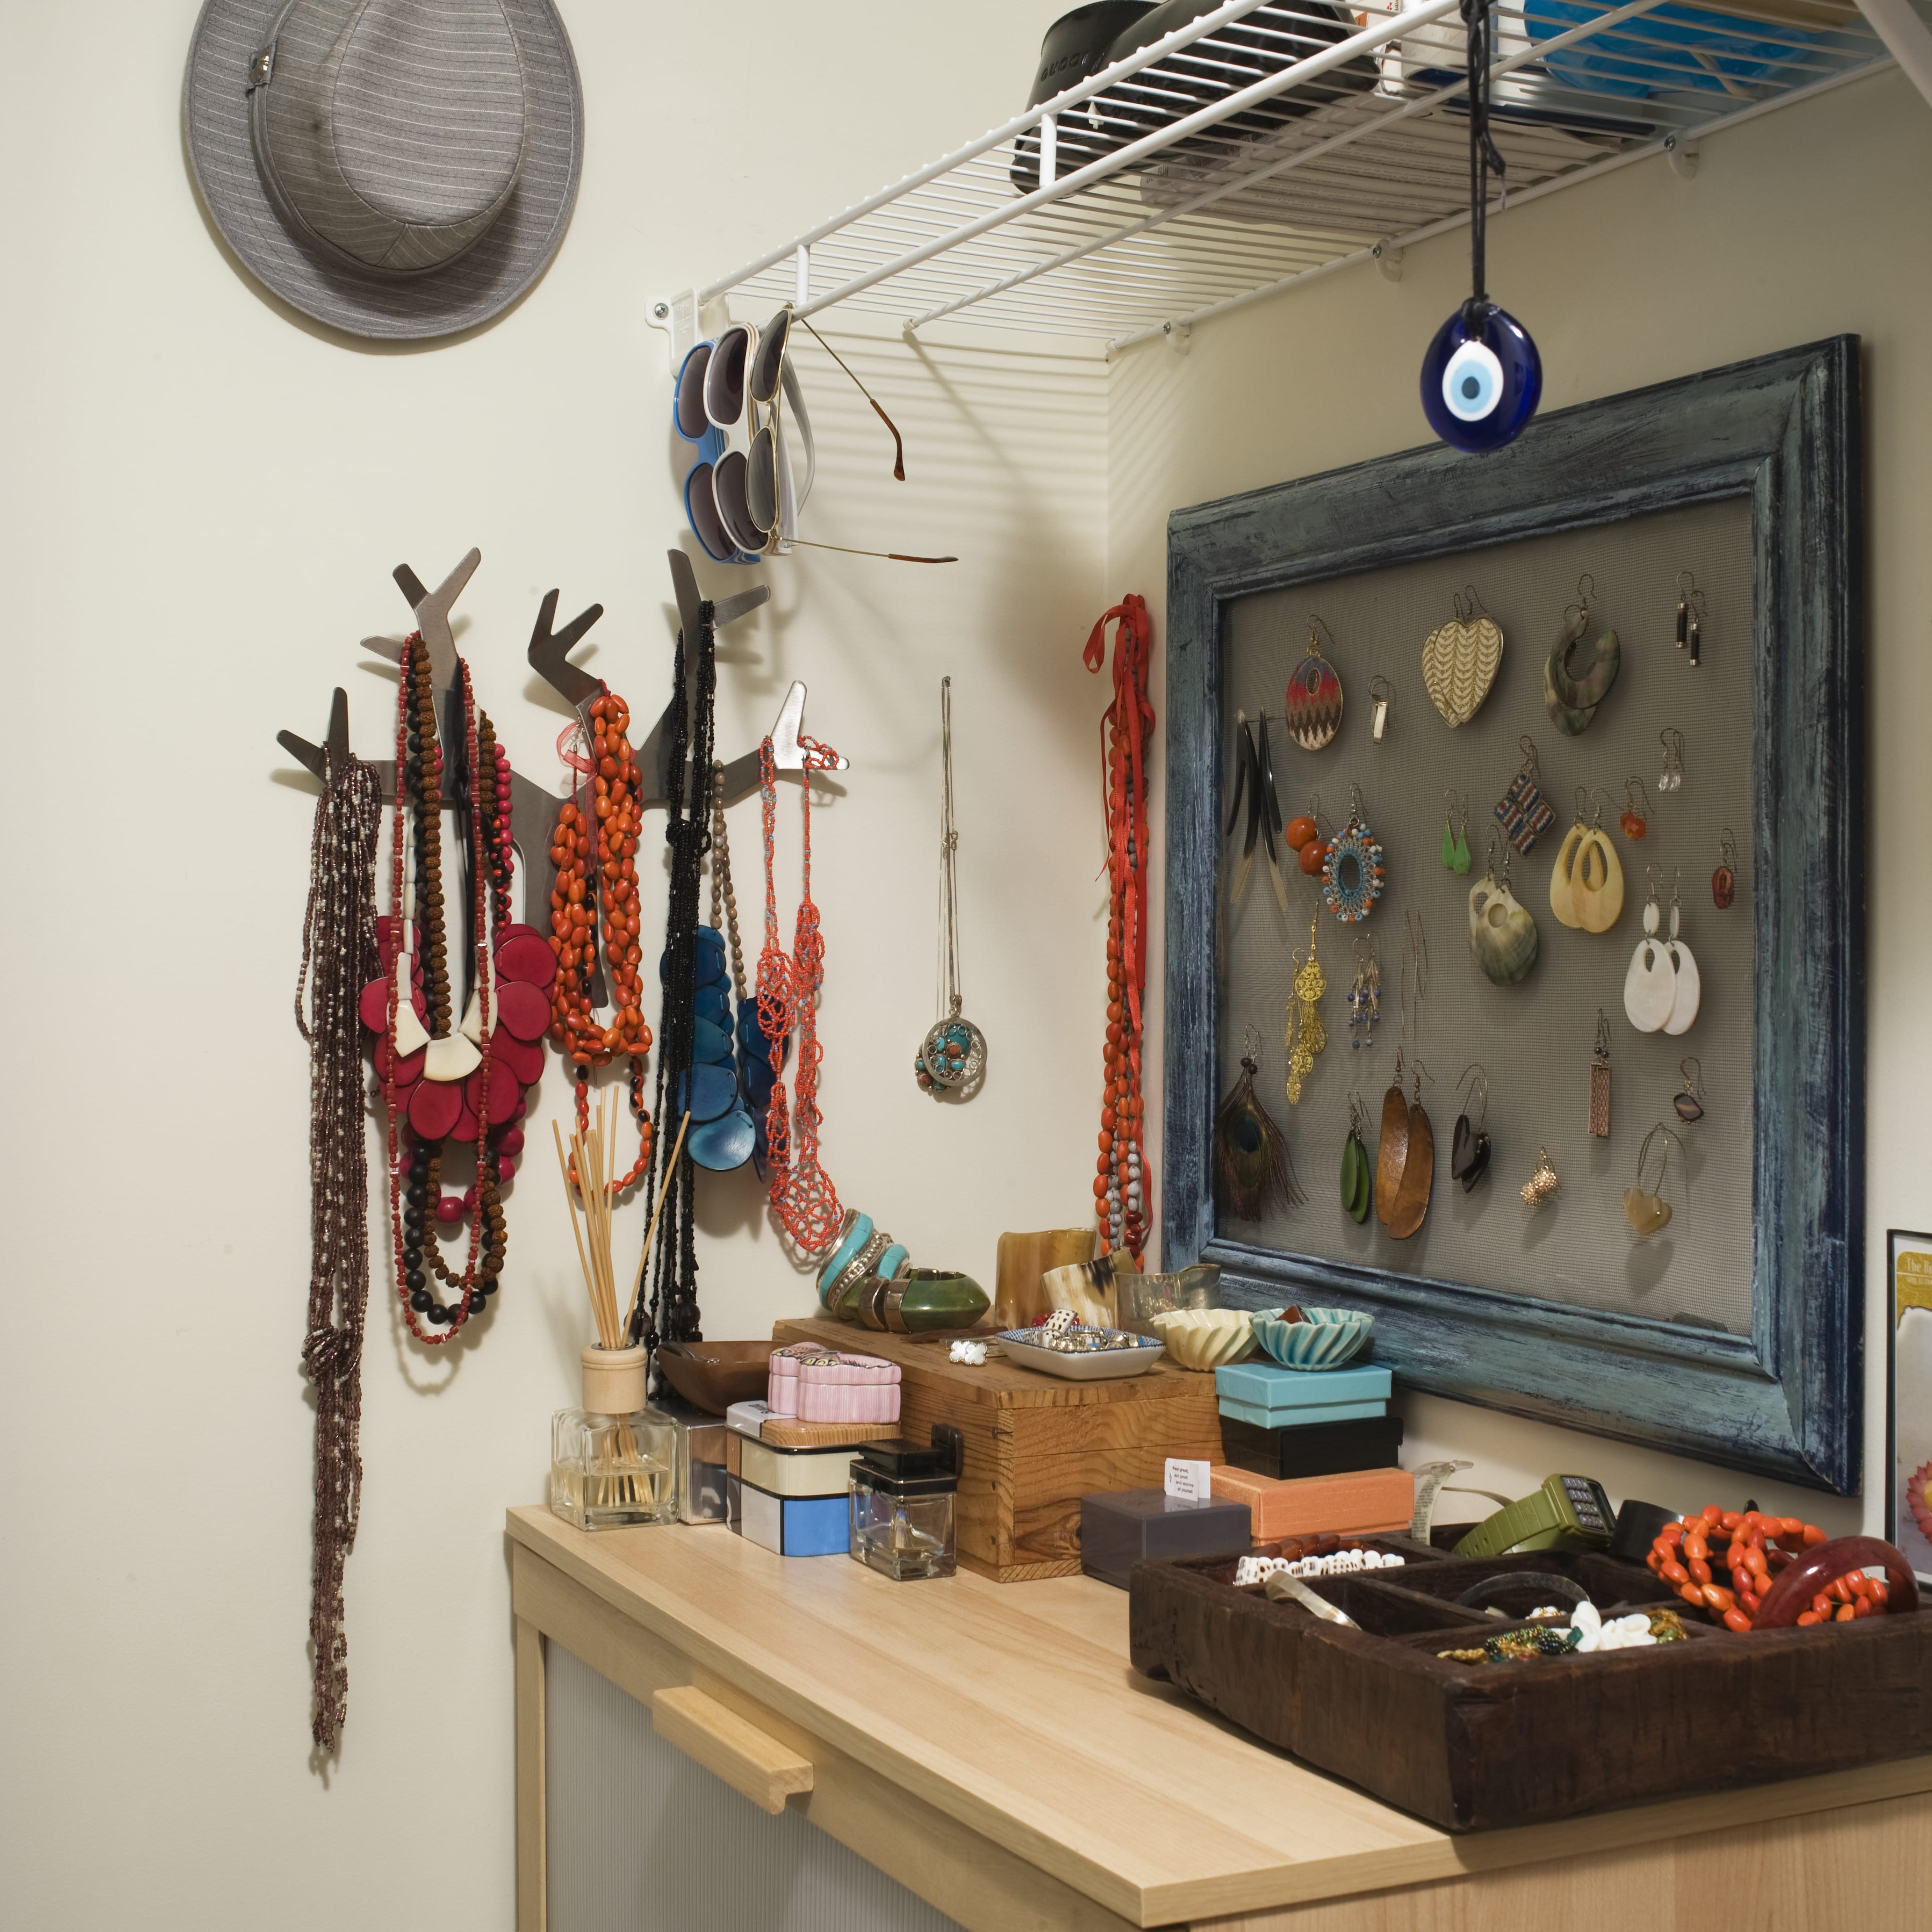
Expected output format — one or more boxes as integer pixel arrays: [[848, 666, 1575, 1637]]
[[657, 0, 1899, 358], [277, 547, 847, 1004]]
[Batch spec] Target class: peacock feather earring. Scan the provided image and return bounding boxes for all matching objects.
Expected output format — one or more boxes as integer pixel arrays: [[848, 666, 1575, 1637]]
[[1216, 1027, 1303, 1220], [1286, 908, 1327, 1104], [1341, 1093, 1374, 1224]]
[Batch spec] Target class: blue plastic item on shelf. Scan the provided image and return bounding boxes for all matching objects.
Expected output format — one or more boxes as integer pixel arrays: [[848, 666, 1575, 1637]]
[[1524, 0, 1814, 98]]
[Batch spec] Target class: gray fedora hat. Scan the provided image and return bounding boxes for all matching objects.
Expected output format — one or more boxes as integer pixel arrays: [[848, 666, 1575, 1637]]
[[184, 0, 583, 341]]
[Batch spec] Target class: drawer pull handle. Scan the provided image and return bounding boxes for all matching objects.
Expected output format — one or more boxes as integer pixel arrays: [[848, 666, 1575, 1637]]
[[650, 1685, 814, 1815]]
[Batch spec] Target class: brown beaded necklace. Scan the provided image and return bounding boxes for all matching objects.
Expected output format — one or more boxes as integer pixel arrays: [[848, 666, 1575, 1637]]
[[381, 634, 505, 1341], [294, 743, 382, 1753]]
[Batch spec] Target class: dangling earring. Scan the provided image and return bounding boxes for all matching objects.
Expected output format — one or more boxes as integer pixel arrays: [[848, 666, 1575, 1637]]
[[1521, 1146, 1560, 1207], [1674, 1056, 1706, 1124], [1543, 571, 1622, 735], [1215, 1028, 1303, 1219], [1348, 934, 1380, 1050], [1624, 866, 1673, 1033], [1441, 789, 1471, 874], [1452, 1063, 1491, 1192], [1285, 908, 1327, 1104], [1589, 1009, 1613, 1138], [1620, 776, 1650, 841], [1624, 1123, 1684, 1237], [1322, 784, 1385, 924], [1370, 674, 1394, 744], [1496, 734, 1556, 855], [1423, 583, 1504, 728], [1286, 616, 1344, 751], [1549, 787, 1588, 930], [1674, 573, 1707, 669], [1663, 870, 1701, 1036], [1289, 794, 1326, 878], [1469, 831, 1539, 986], [1712, 828, 1739, 910], [1658, 727, 1685, 794], [1341, 1092, 1374, 1224], [1569, 787, 1626, 934]]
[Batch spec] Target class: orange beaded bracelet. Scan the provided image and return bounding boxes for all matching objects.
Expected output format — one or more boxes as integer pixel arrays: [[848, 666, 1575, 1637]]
[[1647, 1507, 1900, 1634]]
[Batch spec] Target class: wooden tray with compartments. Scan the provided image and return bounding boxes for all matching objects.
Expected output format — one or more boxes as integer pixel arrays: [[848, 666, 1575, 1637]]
[[1128, 1538, 1932, 1831]]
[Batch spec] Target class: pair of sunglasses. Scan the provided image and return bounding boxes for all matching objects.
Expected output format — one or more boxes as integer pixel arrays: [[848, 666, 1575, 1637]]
[[675, 308, 953, 565]]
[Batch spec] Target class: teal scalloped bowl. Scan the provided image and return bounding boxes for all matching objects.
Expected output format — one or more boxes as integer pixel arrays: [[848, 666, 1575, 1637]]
[[1251, 1307, 1374, 1371]]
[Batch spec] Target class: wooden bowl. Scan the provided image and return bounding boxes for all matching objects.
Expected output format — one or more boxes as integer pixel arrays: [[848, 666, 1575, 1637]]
[[655, 1340, 776, 1415]]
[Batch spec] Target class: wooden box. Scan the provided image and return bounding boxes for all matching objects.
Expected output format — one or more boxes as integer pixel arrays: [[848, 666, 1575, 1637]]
[[770, 1317, 1222, 1582], [1129, 1544, 1932, 1831]]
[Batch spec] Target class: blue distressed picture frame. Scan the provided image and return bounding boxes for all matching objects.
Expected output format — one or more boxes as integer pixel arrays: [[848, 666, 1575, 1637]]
[[1163, 338, 1864, 1493]]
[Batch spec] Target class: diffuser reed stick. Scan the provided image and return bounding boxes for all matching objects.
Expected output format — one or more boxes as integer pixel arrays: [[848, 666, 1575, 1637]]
[[630, 1110, 692, 1317]]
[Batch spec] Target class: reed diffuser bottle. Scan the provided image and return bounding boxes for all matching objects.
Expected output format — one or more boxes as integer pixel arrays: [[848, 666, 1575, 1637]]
[[548, 1097, 679, 1531], [550, 1343, 677, 1531]]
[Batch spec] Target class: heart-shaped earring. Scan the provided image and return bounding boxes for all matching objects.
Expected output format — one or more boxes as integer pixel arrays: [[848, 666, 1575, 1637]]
[[1422, 584, 1504, 729], [1624, 1123, 1685, 1239]]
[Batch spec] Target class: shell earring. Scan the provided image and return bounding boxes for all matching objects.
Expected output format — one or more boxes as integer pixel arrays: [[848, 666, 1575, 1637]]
[[1570, 788, 1626, 934], [1543, 572, 1622, 735], [1589, 1009, 1612, 1139], [1468, 831, 1539, 986], [1624, 1123, 1685, 1238], [1286, 616, 1344, 751], [1674, 1056, 1706, 1124], [1658, 727, 1685, 793], [1712, 828, 1739, 909], [1495, 734, 1556, 855], [1624, 867, 1674, 1033], [1662, 871, 1701, 1036], [1452, 1063, 1491, 1192]]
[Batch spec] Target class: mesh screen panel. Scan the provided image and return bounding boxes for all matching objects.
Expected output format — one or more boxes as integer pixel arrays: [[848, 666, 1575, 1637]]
[[1216, 495, 1753, 1332]]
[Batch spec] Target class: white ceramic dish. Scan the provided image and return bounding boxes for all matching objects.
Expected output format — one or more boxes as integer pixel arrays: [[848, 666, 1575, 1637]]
[[997, 1328, 1166, 1381], [1149, 1307, 1256, 1371]]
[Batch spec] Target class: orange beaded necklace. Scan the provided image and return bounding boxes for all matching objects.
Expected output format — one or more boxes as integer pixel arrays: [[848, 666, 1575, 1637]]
[[547, 686, 654, 1195]]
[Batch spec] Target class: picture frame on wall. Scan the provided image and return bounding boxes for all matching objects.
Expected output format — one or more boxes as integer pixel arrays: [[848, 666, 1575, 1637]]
[[1888, 1229, 1932, 1585], [1163, 337, 1864, 1493]]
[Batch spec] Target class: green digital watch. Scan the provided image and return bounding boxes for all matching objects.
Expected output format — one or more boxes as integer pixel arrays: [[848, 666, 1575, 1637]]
[[1452, 1474, 1616, 1558]]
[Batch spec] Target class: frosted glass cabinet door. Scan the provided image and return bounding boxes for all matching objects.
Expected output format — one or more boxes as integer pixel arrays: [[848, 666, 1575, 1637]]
[[545, 1641, 964, 1932]]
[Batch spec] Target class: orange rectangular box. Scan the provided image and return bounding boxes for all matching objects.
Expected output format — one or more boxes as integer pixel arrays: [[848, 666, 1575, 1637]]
[[1208, 1465, 1414, 1542]]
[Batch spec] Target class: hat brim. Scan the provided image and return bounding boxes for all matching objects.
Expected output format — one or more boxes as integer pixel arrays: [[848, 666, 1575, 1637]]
[[183, 0, 583, 342]]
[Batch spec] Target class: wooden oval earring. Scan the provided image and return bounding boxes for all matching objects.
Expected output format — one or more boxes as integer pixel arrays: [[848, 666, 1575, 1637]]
[[1286, 616, 1344, 751], [1572, 788, 1626, 934], [1549, 787, 1589, 930]]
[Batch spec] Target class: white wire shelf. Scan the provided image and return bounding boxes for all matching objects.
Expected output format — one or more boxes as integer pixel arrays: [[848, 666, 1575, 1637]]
[[696, 0, 1892, 351]]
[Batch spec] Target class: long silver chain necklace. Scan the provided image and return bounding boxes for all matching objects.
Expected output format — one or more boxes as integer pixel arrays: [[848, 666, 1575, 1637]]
[[914, 676, 986, 1099]]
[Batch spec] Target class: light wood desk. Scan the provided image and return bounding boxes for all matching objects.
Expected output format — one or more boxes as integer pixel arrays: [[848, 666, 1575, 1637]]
[[508, 1507, 1932, 1930]]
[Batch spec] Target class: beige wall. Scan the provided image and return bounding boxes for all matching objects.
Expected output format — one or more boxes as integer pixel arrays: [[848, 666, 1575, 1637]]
[[1108, 65, 1932, 1534], [0, 4, 1104, 1926]]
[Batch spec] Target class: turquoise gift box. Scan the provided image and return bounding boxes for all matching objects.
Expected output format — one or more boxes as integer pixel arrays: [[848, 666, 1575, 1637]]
[[1214, 1360, 1391, 1419]]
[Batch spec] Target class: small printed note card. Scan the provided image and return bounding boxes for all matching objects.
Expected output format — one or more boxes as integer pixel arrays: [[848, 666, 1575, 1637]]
[[1165, 1457, 1212, 1502]]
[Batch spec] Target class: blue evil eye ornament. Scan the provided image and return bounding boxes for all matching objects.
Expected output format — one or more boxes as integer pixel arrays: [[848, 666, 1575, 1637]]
[[1421, 301, 1541, 453]]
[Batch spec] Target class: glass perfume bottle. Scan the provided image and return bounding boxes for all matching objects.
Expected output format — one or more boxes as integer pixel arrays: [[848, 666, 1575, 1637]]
[[550, 1345, 678, 1531], [848, 1426, 963, 1581]]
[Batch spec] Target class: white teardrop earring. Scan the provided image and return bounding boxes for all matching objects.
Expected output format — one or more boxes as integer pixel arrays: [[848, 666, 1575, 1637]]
[[1663, 872, 1701, 1036]]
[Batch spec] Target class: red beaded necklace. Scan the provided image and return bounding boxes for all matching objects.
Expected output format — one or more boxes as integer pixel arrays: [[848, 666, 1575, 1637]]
[[758, 734, 843, 1255], [1085, 595, 1154, 1264], [547, 685, 654, 1195]]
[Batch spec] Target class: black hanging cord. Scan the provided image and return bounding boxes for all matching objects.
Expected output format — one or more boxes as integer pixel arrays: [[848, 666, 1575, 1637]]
[[630, 600, 719, 1366], [1460, 0, 1507, 325]]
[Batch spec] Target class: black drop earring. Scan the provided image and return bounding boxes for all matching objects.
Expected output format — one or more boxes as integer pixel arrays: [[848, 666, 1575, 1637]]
[[1451, 1062, 1492, 1193]]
